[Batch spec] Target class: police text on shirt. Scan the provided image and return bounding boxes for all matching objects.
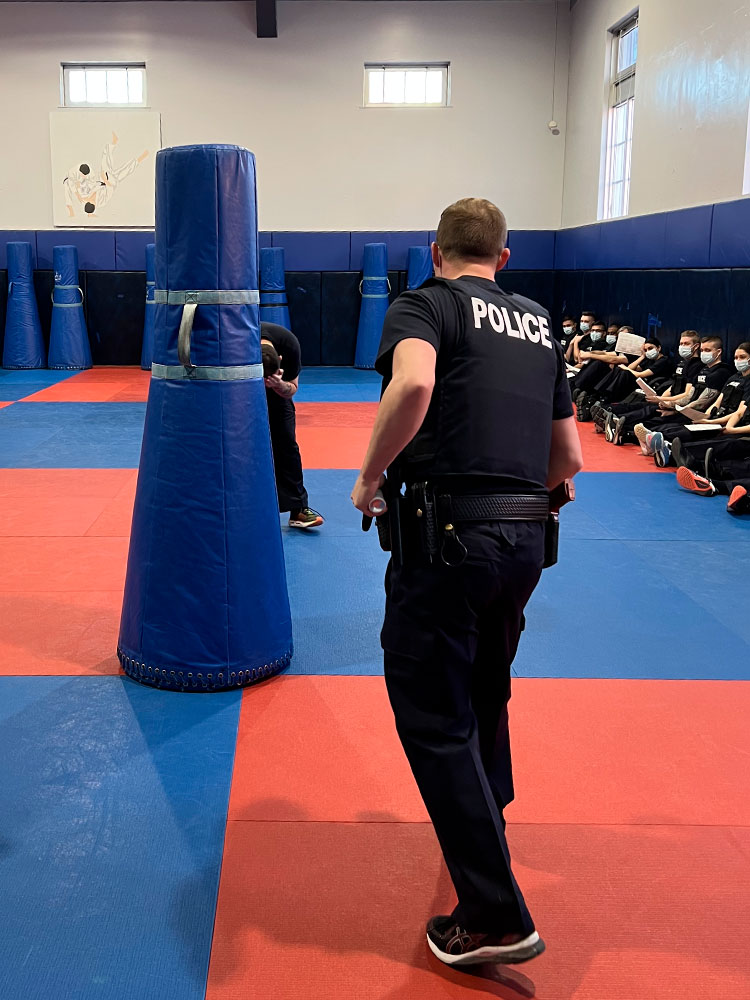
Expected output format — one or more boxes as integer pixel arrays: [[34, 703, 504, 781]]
[[471, 297, 553, 348]]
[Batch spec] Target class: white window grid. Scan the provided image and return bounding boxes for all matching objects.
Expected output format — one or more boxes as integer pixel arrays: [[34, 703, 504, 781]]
[[601, 15, 638, 220], [364, 64, 449, 108], [61, 64, 147, 108]]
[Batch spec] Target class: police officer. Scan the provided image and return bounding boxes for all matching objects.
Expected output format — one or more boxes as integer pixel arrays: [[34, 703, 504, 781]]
[[351, 198, 583, 967]]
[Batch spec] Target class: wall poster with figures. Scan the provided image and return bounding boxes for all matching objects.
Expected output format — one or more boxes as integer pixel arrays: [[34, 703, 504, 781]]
[[50, 110, 161, 227]]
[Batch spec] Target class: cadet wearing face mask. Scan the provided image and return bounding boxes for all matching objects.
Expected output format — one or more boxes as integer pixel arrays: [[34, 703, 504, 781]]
[[663, 343, 750, 477], [570, 311, 597, 365], [604, 331, 702, 446], [592, 338, 674, 429], [558, 317, 578, 361], [635, 336, 733, 463], [571, 324, 642, 419]]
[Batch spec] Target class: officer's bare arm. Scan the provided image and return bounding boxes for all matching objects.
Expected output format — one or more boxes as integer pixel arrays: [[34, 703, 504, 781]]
[[547, 417, 583, 489], [357, 339, 436, 484]]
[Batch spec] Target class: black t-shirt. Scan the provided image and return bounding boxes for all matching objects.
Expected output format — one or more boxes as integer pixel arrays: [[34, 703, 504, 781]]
[[375, 275, 572, 492], [670, 356, 702, 395], [693, 362, 733, 399], [260, 322, 301, 381], [645, 355, 675, 382], [558, 326, 578, 354], [716, 373, 750, 415]]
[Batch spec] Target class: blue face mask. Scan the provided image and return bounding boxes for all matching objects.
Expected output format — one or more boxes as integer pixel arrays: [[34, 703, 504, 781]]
[[646, 348, 659, 360], [735, 359, 750, 373], [701, 351, 715, 365], [606, 335, 617, 345], [590, 331, 602, 342], [580, 322, 591, 333], [678, 345, 692, 359]]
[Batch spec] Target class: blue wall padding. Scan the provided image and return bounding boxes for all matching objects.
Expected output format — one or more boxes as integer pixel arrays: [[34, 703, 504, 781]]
[[664, 206, 713, 268], [350, 232, 429, 271], [271, 232, 350, 271], [47, 245, 92, 370], [506, 230, 556, 270], [406, 246, 433, 289], [115, 231, 155, 271], [140, 243, 156, 370], [354, 242, 389, 369], [3, 242, 45, 369], [36, 230, 115, 271], [260, 246, 291, 329], [709, 199, 750, 268], [118, 144, 293, 691], [0, 233, 37, 270]]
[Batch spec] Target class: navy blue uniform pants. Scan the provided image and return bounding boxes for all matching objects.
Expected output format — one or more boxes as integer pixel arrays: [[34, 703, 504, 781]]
[[381, 520, 544, 936], [267, 395, 308, 513]]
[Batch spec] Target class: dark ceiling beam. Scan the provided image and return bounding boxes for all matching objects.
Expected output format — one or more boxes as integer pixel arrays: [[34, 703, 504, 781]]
[[256, 0, 277, 38]]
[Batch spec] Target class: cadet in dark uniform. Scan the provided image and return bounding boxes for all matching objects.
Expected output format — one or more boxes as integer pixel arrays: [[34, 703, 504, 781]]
[[351, 198, 583, 967], [260, 322, 324, 529]]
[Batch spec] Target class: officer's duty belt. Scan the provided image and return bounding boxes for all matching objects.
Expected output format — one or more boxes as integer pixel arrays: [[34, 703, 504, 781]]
[[439, 494, 549, 523]]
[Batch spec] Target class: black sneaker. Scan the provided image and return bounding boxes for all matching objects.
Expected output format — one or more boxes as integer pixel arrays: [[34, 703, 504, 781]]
[[288, 507, 324, 529], [426, 916, 545, 967]]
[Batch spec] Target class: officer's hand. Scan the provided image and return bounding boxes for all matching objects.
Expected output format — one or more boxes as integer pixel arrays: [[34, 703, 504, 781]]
[[264, 368, 285, 392], [351, 473, 385, 514]]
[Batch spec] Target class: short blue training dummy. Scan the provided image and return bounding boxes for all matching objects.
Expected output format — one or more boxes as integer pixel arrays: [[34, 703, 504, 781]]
[[259, 246, 291, 329], [140, 242, 156, 370], [406, 245, 433, 290], [48, 245, 92, 370], [2, 241, 45, 370], [118, 144, 293, 691], [354, 242, 389, 369]]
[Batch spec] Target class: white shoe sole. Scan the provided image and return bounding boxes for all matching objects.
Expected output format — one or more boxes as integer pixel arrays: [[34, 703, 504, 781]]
[[427, 929, 544, 966]]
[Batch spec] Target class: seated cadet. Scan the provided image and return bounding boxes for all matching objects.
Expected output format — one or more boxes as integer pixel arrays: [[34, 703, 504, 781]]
[[558, 316, 579, 361], [605, 330, 702, 445], [634, 335, 732, 463], [569, 320, 608, 400], [592, 336, 674, 426], [674, 450, 750, 513], [653, 342, 750, 469], [568, 311, 597, 367], [572, 324, 641, 419]]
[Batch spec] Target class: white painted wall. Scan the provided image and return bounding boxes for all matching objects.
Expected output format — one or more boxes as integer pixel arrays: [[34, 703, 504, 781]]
[[0, 0, 569, 232], [562, 0, 750, 228]]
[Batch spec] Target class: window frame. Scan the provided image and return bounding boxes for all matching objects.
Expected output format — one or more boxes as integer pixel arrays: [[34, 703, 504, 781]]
[[363, 62, 450, 109], [60, 63, 148, 109], [599, 12, 638, 220]]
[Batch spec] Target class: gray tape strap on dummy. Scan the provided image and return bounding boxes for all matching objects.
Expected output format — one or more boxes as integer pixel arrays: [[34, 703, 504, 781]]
[[151, 362, 263, 381], [152, 289, 260, 369]]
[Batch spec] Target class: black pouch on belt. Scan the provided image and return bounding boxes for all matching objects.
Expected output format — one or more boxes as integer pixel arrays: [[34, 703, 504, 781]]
[[543, 512, 560, 568]]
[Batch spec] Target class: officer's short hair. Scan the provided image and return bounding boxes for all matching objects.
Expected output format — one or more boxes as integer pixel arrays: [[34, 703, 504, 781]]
[[581, 310, 596, 320], [84, 202, 96, 214], [435, 198, 507, 261], [562, 316, 576, 323], [645, 336, 661, 348], [701, 335, 722, 351], [79, 164, 90, 175], [681, 330, 701, 343], [261, 341, 281, 377]]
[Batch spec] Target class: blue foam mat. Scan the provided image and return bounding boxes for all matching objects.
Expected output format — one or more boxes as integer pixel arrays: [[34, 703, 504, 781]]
[[283, 471, 750, 679], [0, 402, 146, 467], [0, 676, 241, 1000], [0, 370, 77, 401]]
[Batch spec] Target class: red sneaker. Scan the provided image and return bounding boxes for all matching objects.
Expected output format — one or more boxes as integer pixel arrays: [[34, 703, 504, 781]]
[[676, 467, 716, 496], [727, 486, 749, 514]]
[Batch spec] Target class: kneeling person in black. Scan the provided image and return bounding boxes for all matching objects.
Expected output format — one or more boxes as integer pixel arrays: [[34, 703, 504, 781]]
[[351, 198, 582, 968], [261, 322, 324, 529]]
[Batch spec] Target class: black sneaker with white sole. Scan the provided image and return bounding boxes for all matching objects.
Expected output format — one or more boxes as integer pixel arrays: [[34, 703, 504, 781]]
[[426, 916, 545, 967]]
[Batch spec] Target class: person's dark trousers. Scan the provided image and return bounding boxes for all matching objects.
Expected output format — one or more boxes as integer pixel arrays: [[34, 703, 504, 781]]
[[267, 395, 308, 513], [593, 368, 633, 403], [570, 360, 609, 394], [382, 520, 544, 937]]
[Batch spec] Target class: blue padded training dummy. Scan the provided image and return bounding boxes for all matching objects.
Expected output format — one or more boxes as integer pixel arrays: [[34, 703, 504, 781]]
[[2, 242, 45, 369], [140, 242, 156, 370], [354, 242, 389, 369], [118, 144, 293, 691], [259, 246, 291, 329], [48, 245, 92, 370], [406, 245, 433, 290]]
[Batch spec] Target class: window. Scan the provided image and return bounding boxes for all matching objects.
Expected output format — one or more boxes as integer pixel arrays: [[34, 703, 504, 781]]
[[364, 64, 449, 107], [62, 64, 147, 107], [600, 15, 638, 219]]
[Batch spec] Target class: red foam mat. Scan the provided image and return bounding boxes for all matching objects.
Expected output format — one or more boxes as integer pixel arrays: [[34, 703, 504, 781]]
[[230, 676, 750, 827], [578, 423, 671, 473], [22, 368, 151, 402], [207, 819, 750, 999]]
